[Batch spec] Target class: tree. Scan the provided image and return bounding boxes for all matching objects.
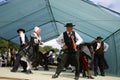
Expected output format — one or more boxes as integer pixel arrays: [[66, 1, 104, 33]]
[[0, 38, 18, 54], [43, 46, 52, 52], [53, 48, 59, 53], [39, 45, 59, 53], [39, 46, 45, 52]]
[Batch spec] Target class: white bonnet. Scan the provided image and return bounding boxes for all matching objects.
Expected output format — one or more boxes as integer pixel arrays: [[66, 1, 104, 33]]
[[34, 26, 41, 32]]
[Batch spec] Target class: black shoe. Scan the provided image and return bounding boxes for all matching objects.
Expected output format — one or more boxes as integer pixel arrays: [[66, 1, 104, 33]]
[[21, 70, 27, 72], [11, 69, 16, 72], [87, 76, 94, 79], [71, 70, 75, 73], [26, 70, 32, 74], [74, 77, 79, 80], [94, 74, 97, 76], [94, 72, 98, 76], [44, 68, 49, 71], [34, 68, 38, 70], [52, 74, 58, 78], [82, 73, 86, 77], [101, 74, 105, 76]]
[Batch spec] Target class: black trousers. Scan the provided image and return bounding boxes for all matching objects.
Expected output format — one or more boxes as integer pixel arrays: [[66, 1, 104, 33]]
[[12, 53, 27, 71], [55, 51, 80, 77], [44, 56, 49, 70], [94, 54, 105, 75], [12, 45, 27, 71], [10, 57, 15, 66], [32, 44, 39, 67]]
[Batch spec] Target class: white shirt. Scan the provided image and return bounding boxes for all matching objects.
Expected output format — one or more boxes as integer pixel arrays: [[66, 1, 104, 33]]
[[48, 51, 53, 57], [56, 31, 83, 47], [104, 42, 109, 52], [19, 32, 25, 44], [96, 43, 101, 50]]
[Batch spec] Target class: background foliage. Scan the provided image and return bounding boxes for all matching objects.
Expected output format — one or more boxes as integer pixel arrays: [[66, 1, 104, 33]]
[[0, 38, 59, 54]]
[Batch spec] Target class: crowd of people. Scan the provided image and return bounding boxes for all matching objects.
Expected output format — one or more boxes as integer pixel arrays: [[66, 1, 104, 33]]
[[0, 48, 16, 67], [0, 23, 109, 80]]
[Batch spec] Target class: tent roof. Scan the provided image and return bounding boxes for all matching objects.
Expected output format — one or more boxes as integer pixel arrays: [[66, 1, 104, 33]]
[[0, 0, 120, 44]]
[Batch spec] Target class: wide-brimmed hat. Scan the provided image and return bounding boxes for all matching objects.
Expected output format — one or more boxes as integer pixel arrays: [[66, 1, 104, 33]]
[[17, 28, 25, 33], [96, 36, 103, 40], [64, 23, 75, 27]]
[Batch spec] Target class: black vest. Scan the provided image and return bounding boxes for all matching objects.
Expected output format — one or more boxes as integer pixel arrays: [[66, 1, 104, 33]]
[[94, 41, 104, 55], [63, 31, 76, 52]]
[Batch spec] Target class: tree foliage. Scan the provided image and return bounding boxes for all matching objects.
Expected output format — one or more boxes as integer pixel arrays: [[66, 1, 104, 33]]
[[0, 38, 18, 53], [0, 38, 59, 54], [39, 45, 59, 53]]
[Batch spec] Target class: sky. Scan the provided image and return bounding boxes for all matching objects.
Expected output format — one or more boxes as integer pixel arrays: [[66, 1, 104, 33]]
[[90, 0, 120, 13], [42, 0, 120, 49]]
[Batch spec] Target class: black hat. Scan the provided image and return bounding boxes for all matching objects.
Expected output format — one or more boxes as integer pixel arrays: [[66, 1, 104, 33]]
[[96, 36, 103, 40], [64, 23, 75, 27], [17, 28, 25, 33]]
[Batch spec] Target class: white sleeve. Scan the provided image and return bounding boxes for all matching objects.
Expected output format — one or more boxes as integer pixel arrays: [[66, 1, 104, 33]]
[[56, 33, 65, 47], [75, 32, 83, 45], [48, 51, 52, 57], [20, 33, 25, 44], [104, 42, 109, 52]]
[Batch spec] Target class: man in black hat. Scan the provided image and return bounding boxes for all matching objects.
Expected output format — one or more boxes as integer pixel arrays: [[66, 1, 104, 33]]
[[52, 23, 83, 80], [92, 36, 109, 76], [11, 28, 28, 72]]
